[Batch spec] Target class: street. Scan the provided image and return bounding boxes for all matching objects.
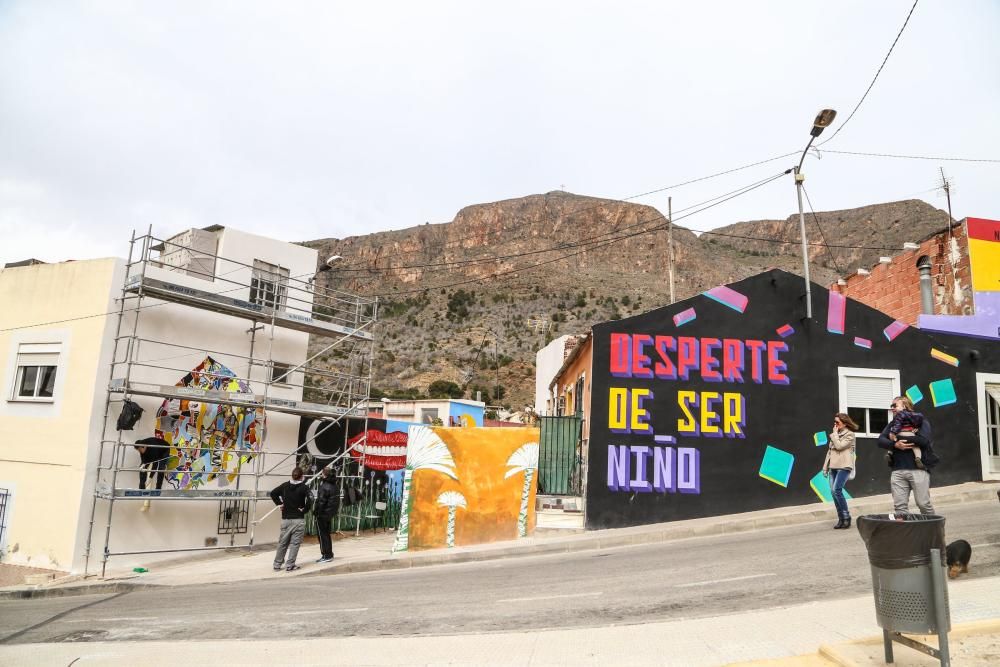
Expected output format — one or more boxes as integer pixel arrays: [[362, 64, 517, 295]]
[[3, 500, 999, 645]]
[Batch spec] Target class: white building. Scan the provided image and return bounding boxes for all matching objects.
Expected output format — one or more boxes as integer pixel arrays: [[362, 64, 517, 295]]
[[534, 334, 584, 416]]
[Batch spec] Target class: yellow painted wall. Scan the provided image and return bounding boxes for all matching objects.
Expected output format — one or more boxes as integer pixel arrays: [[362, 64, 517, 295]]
[[0, 259, 121, 570]]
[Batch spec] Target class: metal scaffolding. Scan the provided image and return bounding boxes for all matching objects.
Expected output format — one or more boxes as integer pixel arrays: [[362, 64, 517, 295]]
[[83, 228, 378, 576]]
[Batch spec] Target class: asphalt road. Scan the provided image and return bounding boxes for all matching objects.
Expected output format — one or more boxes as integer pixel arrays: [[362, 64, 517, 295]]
[[3, 500, 999, 645]]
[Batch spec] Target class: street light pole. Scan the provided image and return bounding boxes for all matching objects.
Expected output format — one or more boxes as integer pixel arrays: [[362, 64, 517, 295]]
[[794, 109, 837, 321]]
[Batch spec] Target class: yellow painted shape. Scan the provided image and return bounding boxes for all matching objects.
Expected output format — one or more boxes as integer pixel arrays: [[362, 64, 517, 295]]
[[969, 238, 1000, 292], [930, 348, 959, 367]]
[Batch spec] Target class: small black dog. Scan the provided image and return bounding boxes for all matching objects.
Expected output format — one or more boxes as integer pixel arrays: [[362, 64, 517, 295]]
[[946, 539, 972, 579]]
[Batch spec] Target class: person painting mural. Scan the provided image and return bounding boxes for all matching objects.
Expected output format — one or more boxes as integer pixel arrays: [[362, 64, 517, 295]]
[[822, 414, 858, 529]]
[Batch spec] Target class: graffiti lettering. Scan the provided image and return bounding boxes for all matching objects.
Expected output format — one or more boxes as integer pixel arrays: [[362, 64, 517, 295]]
[[677, 391, 746, 437], [610, 333, 789, 385], [607, 444, 700, 494], [608, 387, 654, 433]]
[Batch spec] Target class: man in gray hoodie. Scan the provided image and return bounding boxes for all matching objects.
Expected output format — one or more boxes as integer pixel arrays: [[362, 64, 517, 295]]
[[270, 466, 312, 571]]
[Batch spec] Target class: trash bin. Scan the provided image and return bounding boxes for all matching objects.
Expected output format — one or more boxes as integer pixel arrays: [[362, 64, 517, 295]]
[[856, 513, 950, 635]]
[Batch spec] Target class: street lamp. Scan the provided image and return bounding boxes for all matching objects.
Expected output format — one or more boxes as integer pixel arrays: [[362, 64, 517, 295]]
[[794, 108, 836, 320]]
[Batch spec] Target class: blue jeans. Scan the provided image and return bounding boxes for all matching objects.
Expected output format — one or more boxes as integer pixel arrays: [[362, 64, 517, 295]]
[[829, 468, 851, 519]]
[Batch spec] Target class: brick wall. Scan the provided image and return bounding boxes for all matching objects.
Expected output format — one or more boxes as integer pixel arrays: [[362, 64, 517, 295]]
[[830, 222, 973, 325]]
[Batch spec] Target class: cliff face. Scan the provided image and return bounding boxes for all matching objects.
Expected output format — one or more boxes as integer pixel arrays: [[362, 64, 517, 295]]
[[303, 193, 949, 409]]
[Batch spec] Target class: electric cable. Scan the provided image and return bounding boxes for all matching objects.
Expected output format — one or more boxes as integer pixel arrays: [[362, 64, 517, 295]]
[[822, 149, 1000, 163], [801, 185, 846, 275]]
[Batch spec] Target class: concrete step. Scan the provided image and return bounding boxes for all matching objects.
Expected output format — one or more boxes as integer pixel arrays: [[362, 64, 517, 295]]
[[535, 494, 584, 513], [536, 509, 585, 533]]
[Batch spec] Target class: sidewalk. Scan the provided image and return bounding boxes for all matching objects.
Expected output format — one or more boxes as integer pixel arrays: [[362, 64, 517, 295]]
[[2, 575, 999, 665], [3, 481, 997, 598]]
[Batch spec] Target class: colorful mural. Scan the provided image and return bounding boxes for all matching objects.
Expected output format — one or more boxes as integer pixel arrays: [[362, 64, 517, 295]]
[[393, 426, 540, 552], [154, 356, 265, 489], [587, 269, 1000, 529]]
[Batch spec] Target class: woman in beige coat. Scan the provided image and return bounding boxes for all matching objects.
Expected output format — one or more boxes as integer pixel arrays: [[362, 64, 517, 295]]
[[823, 413, 858, 529]]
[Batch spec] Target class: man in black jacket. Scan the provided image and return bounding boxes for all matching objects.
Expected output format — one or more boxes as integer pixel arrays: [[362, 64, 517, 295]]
[[314, 466, 339, 563], [877, 396, 936, 515], [270, 467, 312, 572]]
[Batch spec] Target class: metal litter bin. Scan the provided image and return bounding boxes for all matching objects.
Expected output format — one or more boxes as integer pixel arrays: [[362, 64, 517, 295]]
[[857, 513, 951, 665]]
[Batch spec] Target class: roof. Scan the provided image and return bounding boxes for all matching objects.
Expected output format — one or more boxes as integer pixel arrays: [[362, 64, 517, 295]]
[[548, 331, 592, 391]]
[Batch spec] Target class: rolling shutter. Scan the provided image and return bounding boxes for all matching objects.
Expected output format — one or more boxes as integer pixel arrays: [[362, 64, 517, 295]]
[[844, 374, 894, 409]]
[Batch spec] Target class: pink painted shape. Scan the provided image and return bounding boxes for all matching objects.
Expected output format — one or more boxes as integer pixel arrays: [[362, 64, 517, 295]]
[[704, 285, 749, 313], [776, 324, 794, 338], [826, 292, 846, 334], [853, 337, 872, 349], [883, 320, 909, 341], [673, 307, 696, 327]]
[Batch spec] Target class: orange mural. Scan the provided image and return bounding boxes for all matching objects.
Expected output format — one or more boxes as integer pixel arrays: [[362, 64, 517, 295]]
[[392, 426, 540, 552]]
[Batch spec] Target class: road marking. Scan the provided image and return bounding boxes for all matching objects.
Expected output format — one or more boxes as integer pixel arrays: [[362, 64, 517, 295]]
[[66, 616, 160, 623], [970, 541, 1000, 549], [282, 607, 369, 615], [675, 573, 776, 588], [496, 592, 603, 603]]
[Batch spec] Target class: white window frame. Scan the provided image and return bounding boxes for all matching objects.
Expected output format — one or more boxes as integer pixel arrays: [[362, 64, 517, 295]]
[[420, 408, 440, 423], [9, 343, 61, 403], [269, 361, 295, 386], [837, 366, 900, 438], [976, 373, 1000, 481], [249, 260, 289, 310]]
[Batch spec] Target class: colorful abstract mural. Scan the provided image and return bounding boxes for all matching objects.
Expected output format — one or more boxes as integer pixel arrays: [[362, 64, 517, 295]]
[[392, 426, 540, 552], [154, 356, 265, 489]]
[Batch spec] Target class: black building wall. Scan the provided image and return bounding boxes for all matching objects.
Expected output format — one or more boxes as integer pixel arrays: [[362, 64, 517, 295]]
[[586, 269, 1000, 530]]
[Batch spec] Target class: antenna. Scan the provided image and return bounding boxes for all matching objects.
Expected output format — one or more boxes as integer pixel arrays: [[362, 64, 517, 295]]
[[936, 168, 955, 240]]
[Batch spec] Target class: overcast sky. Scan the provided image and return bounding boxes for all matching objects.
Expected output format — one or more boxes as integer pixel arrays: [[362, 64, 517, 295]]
[[1, 1, 998, 265]]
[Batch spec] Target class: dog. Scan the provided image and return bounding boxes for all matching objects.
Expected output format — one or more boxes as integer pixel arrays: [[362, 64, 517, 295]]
[[946, 539, 972, 579]]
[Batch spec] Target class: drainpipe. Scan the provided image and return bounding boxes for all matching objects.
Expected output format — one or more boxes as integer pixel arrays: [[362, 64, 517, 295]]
[[916, 255, 934, 315]]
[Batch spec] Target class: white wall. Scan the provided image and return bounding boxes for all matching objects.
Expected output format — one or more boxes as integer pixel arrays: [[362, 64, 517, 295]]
[[534, 335, 573, 415]]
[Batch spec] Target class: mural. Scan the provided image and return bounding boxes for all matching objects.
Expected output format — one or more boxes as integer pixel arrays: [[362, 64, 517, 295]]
[[393, 426, 540, 552], [153, 356, 265, 489], [921, 217, 1000, 340], [587, 269, 1000, 529]]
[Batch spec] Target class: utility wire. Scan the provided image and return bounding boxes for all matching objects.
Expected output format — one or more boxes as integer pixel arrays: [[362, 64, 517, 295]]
[[801, 186, 846, 275], [820, 0, 920, 145], [822, 149, 1000, 163]]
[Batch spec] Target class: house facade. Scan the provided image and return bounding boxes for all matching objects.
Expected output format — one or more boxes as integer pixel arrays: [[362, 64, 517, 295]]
[[586, 269, 1000, 529], [0, 226, 319, 573]]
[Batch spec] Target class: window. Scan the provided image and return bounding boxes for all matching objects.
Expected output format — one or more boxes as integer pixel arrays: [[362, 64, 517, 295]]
[[249, 260, 289, 309], [270, 362, 294, 385], [986, 385, 1000, 459], [420, 408, 439, 423], [574, 375, 585, 417], [838, 367, 900, 438], [10, 343, 60, 402]]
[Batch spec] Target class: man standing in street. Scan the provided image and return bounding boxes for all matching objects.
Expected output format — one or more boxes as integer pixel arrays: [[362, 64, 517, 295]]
[[270, 466, 312, 571], [314, 466, 339, 563], [878, 396, 936, 515]]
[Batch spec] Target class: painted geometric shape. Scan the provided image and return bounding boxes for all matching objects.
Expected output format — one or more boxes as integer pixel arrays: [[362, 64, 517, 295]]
[[813, 431, 828, 447], [853, 337, 872, 349], [758, 445, 794, 488], [930, 348, 959, 367], [673, 307, 696, 327], [809, 471, 854, 503], [827, 292, 846, 334], [654, 434, 676, 444], [929, 378, 957, 407], [883, 320, 909, 341], [905, 384, 924, 405], [776, 324, 795, 338], [703, 285, 749, 313]]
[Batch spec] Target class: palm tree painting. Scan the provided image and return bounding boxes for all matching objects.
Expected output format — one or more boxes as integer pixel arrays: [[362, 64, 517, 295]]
[[392, 426, 458, 553], [504, 442, 539, 538], [436, 491, 467, 548]]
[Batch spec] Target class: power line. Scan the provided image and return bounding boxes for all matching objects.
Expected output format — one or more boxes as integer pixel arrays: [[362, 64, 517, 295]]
[[823, 149, 1000, 163], [801, 185, 846, 275], [820, 0, 920, 145]]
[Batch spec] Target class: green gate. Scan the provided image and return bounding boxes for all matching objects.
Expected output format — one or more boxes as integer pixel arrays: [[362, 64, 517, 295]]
[[538, 416, 582, 495]]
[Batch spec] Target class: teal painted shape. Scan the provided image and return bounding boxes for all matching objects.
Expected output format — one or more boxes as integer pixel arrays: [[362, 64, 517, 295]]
[[929, 378, 957, 407], [813, 431, 828, 447], [809, 471, 854, 503], [905, 384, 924, 405], [759, 445, 794, 487]]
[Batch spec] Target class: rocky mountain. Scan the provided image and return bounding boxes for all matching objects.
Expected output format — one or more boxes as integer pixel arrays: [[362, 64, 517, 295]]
[[303, 192, 950, 410]]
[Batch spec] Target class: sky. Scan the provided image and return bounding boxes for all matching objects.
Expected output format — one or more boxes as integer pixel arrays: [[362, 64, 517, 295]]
[[1, 1, 998, 265]]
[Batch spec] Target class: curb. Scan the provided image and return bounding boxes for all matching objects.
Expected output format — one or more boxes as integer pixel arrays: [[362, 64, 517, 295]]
[[6, 485, 996, 599]]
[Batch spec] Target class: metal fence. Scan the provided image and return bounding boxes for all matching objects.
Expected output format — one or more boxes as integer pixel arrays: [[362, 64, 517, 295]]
[[538, 416, 583, 495]]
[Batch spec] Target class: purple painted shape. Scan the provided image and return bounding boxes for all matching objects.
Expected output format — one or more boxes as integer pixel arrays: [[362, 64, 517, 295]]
[[853, 337, 872, 349], [703, 285, 749, 313], [673, 307, 697, 327], [630, 446, 652, 492], [654, 434, 676, 444], [827, 291, 846, 334], [653, 447, 675, 493], [919, 291, 1000, 340], [677, 447, 701, 494], [776, 324, 795, 338], [883, 319, 909, 341]]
